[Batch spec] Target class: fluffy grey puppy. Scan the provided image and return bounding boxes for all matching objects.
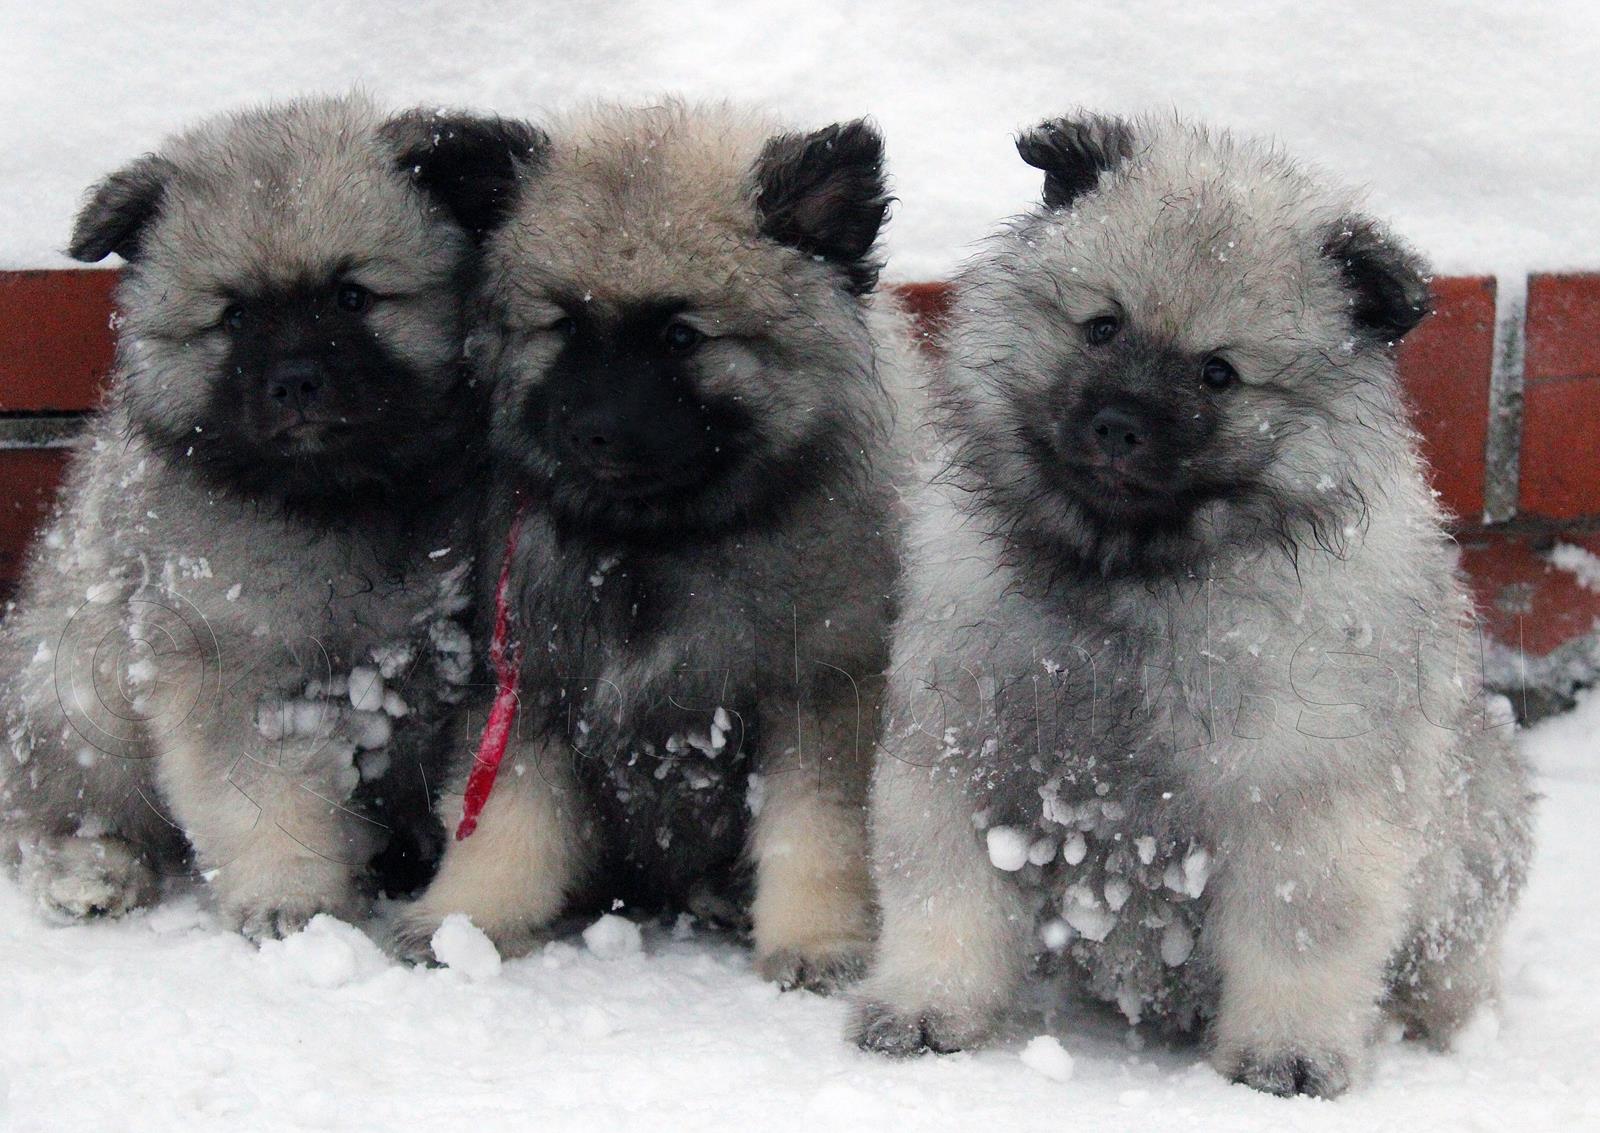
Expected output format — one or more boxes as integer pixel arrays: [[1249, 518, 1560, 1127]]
[[851, 114, 1534, 1095], [394, 102, 919, 990], [0, 95, 540, 938]]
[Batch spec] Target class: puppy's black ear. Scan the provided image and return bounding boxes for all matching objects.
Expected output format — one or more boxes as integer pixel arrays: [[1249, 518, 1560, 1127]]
[[1322, 218, 1432, 342], [753, 119, 890, 294], [383, 111, 548, 240], [68, 155, 176, 263], [1015, 115, 1136, 210]]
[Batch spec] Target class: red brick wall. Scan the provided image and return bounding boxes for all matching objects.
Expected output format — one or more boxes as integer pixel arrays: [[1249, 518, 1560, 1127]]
[[0, 270, 118, 412], [1520, 274, 1600, 520]]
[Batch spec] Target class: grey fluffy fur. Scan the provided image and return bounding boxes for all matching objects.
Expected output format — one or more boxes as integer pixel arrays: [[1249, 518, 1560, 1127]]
[[394, 101, 923, 991], [851, 114, 1534, 1096], [0, 95, 505, 938]]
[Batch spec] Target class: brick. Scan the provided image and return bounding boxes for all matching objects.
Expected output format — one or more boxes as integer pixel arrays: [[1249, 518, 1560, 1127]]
[[1396, 276, 1496, 523], [1460, 528, 1600, 656], [1520, 274, 1600, 520], [0, 269, 118, 412], [1519, 376, 1600, 520], [892, 281, 953, 349], [0, 450, 68, 594], [1526, 272, 1600, 381]]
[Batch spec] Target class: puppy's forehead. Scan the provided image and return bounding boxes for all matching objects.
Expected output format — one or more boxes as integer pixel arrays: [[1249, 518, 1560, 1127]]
[[1026, 136, 1345, 342], [155, 111, 444, 293], [499, 104, 779, 310]]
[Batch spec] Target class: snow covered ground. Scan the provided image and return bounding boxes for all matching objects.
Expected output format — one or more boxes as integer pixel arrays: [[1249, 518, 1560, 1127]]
[[2, 2, 1598, 279], [2, 693, 1597, 1133]]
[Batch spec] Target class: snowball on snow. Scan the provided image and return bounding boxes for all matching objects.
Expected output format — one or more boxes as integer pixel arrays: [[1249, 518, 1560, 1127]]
[[986, 825, 1030, 871], [430, 914, 502, 980], [1019, 1036, 1074, 1082], [582, 914, 643, 960]]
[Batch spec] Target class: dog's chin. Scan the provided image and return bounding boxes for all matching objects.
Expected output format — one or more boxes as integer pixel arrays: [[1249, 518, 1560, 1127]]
[[536, 465, 747, 547], [1007, 464, 1224, 580], [509, 435, 824, 549], [1056, 463, 1194, 528], [569, 456, 717, 503], [267, 420, 360, 455], [169, 418, 433, 518]]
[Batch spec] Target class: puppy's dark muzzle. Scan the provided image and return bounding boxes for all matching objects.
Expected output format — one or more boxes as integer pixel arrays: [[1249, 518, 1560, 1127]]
[[259, 356, 367, 445], [559, 407, 710, 498], [265, 357, 325, 412], [1044, 399, 1190, 517], [1088, 405, 1149, 459]]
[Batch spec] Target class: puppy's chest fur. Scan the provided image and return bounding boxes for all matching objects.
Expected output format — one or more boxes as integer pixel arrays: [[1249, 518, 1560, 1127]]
[[515, 535, 781, 752], [935, 563, 1412, 1027], [97, 428, 474, 699], [943, 613, 1214, 1028], [512, 527, 804, 908]]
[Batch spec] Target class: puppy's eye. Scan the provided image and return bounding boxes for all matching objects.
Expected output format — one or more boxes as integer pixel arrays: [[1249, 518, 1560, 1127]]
[[663, 321, 704, 353], [550, 316, 578, 338], [222, 304, 247, 332], [1201, 357, 1238, 390], [1084, 316, 1120, 345], [336, 283, 372, 313]]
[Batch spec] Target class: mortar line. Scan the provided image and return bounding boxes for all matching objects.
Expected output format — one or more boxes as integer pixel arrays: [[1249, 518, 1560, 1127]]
[[1483, 273, 1527, 524]]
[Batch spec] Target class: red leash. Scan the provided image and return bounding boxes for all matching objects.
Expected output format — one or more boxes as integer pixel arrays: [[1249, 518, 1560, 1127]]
[[454, 501, 528, 841]]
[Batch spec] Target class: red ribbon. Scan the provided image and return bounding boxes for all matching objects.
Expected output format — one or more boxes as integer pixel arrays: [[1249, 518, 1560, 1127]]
[[454, 502, 528, 841]]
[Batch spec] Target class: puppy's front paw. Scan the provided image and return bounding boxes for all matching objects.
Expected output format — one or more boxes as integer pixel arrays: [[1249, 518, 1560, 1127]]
[[1220, 1047, 1353, 1099], [19, 835, 160, 921], [849, 997, 994, 1056], [214, 856, 367, 943], [387, 903, 536, 966], [387, 906, 446, 966], [229, 890, 368, 943], [757, 939, 870, 995]]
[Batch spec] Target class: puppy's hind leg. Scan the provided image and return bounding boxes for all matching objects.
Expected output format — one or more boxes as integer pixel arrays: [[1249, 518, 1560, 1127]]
[[1389, 728, 1534, 1047], [1386, 920, 1502, 1049]]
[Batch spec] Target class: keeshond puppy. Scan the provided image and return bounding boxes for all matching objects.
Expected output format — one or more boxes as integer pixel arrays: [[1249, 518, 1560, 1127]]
[[0, 95, 539, 939], [851, 114, 1534, 1095], [393, 102, 917, 991]]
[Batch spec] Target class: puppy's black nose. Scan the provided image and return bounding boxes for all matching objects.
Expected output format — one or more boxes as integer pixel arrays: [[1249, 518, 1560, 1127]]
[[563, 404, 654, 476], [1088, 405, 1148, 456], [566, 406, 620, 455], [264, 357, 324, 411]]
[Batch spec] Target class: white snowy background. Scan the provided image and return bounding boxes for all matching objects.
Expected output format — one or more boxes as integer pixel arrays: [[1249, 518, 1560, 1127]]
[[3, 3, 1600, 1131], [1, 1, 1598, 278]]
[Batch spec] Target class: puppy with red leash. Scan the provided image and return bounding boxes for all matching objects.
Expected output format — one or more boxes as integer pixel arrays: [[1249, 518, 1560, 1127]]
[[393, 101, 923, 993]]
